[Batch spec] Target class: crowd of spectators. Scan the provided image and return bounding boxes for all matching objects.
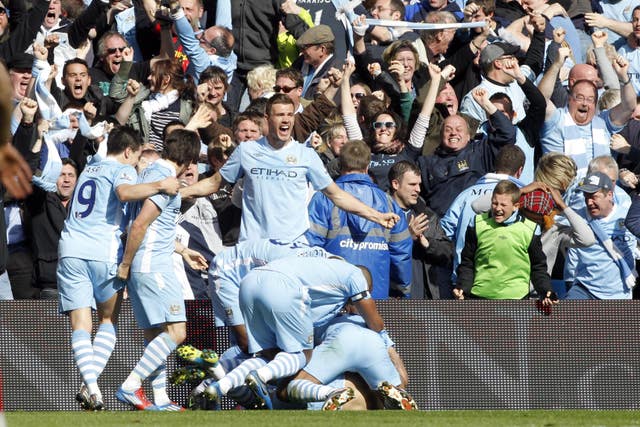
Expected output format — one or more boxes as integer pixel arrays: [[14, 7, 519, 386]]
[[2, 0, 640, 302]]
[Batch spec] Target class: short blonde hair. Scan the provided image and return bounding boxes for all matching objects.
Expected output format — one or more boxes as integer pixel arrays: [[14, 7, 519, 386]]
[[535, 152, 577, 192], [597, 89, 620, 111], [247, 65, 277, 92]]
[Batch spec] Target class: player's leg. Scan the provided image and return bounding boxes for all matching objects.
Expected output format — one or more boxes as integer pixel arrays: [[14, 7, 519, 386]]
[[93, 272, 124, 381], [118, 272, 186, 410], [69, 308, 101, 409], [59, 258, 100, 409], [146, 321, 186, 411], [286, 370, 354, 409]]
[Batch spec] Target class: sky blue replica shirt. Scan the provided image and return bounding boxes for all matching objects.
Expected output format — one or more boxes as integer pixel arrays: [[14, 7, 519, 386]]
[[565, 203, 636, 299], [130, 159, 181, 273], [59, 155, 137, 263], [255, 257, 370, 331], [210, 238, 330, 291], [220, 136, 333, 241]]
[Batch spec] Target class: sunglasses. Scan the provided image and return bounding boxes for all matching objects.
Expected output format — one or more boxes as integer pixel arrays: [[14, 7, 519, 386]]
[[273, 85, 298, 93], [352, 92, 366, 99], [373, 121, 396, 129], [0, 7, 6, 15], [106, 46, 127, 54]]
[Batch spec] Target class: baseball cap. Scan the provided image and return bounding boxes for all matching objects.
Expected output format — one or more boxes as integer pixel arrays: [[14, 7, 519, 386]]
[[296, 25, 335, 48], [479, 42, 519, 67], [576, 171, 614, 193]]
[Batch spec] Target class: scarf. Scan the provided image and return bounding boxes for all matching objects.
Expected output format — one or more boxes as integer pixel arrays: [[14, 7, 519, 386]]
[[588, 219, 637, 291]]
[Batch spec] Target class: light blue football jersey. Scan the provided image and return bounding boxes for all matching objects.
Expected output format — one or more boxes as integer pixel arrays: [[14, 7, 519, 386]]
[[130, 159, 181, 273], [255, 257, 369, 330], [210, 238, 330, 291], [219, 136, 333, 241], [306, 314, 401, 389], [59, 156, 137, 263]]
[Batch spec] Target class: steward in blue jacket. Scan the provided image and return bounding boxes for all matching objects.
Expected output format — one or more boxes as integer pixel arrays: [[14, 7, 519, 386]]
[[305, 141, 413, 299]]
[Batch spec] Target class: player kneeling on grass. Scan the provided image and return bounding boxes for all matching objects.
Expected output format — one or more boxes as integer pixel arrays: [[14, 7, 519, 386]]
[[191, 257, 390, 410], [281, 311, 418, 411]]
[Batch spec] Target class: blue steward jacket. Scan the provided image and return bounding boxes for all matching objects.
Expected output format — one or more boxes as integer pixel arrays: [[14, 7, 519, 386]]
[[305, 174, 413, 299]]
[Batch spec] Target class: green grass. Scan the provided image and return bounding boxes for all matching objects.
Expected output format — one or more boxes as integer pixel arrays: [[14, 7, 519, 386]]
[[6, 410, 640, 427]]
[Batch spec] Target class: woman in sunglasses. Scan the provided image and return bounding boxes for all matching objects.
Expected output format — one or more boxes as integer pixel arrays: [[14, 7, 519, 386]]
[[340, 61, 445, 191]]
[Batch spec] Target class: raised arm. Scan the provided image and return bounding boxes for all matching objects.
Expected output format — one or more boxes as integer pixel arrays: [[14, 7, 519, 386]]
[[540, 46, 572, 120], [339, 60, 364, 141], [591, 31, 619, 90], [407, 64, 448, 149], [180, 170, 224, 198], [114, 79, 141, 125], [170, 1, 209, 81], [609, 55, 637, 126], [321, 182, 399, 229], [537, 45, 571, 103], [585, 12, 633, 39]]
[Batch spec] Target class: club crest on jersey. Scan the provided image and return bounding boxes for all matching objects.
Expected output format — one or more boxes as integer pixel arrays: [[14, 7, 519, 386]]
[[225, 308, 233, 318], [457, 160, 469, 171], [170, 304, 182, 315], [285, 155, 297, 165]]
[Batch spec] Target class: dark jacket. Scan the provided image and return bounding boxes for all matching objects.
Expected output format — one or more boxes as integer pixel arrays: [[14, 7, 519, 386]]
[[0, 186, 6, 275], [42, 0, 108, 49], [0, 0, 49, 66], [517, 75, 547, 162], [24, 188, 69, 289], [369, 148, 419, 192], [293, 54, 342, 100], [293, 93, 338, 143], [417, 111, 516, 216], [404, 197, 454, 300], [231, 0, 309, 73]]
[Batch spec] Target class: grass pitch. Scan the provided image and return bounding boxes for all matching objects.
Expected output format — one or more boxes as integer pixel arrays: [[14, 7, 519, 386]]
[[6, 410, 640, 427]]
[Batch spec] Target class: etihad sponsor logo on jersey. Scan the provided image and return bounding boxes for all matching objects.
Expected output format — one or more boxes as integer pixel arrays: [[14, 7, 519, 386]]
[[250, 167, 299, 179], [339, 239, 389, 251]]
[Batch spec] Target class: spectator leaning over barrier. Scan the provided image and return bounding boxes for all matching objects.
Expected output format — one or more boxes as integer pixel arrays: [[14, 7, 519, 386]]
[[454, 180, 558, 304]]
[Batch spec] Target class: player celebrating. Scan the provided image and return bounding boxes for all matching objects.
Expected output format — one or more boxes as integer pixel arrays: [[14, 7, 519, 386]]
[[284, 313, 417, 411], [57, 126, 181, 410], [115, 129, 205, 411], [195, 257, 391, 410]]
